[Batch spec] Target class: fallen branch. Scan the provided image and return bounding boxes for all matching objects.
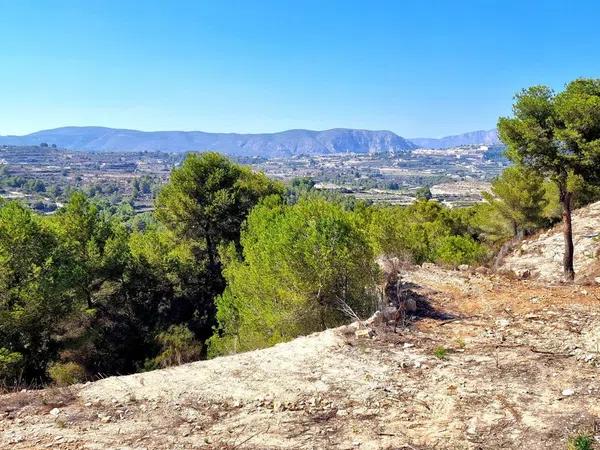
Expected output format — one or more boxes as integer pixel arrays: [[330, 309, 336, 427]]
[[233, 423, 271, 449], [529, 347, 571, 357], [436, 315, 478, 326]]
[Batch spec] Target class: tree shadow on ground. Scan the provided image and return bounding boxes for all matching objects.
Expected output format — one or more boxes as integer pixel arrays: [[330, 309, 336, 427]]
[[398, 281, 458, 322]]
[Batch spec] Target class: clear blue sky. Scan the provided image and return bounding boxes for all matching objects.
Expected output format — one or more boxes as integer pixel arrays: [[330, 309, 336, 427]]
[[1, 0, 599, 137]]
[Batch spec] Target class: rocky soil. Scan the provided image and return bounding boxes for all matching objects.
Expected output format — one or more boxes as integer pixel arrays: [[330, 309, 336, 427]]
[[1, 266, 600, 449], [499, 201, 600, 283]]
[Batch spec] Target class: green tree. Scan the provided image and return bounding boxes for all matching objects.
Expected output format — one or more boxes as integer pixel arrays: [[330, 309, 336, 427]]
[[368, 200, 485, 266], [542, 173, 600, 220], [153, 153, 283, 357], [209, 196, 379, 355], [498, 79, 600, 280], [51, 192, 129, 308], [415, 186, 433, 201], [0, 202, 75, 381], [156, 152, 283, 265], [480, 165, 548, 240]]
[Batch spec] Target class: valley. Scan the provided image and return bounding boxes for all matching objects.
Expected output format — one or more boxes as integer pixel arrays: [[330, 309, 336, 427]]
[[0, 143, 508, 212]]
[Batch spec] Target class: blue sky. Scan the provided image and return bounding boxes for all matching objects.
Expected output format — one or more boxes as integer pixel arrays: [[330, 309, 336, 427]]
[[1, 0, 599, 137]]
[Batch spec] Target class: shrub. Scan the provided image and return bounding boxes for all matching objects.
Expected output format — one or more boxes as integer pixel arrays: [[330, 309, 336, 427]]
[[151, 325, 202, 369], [567, 433, 594, 450], [433, 346, 448, 359], [48, 362, 86, 386], [434, 235, 487, 266], [369, 200, 487, 266], [0, 348, 23, 382], [209, 196, 379, 356]]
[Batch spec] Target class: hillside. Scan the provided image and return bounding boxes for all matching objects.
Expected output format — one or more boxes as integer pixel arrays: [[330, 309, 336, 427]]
[[410, 129, 500, 149], [2, 265, 599, 449], [0, 127, 417, 156], [498, 201, 600, 283]]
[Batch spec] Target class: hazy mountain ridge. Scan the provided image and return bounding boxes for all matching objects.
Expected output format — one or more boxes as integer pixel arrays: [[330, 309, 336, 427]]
[[410, 129, 500, 149], [0, 127, 417, 156]]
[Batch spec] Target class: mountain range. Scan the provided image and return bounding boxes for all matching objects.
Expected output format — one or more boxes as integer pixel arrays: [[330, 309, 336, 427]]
[[409, 129, 500, 149], [0, 127, 501, 155]]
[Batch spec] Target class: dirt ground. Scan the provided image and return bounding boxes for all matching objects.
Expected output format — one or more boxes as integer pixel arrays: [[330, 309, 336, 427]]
[[1, 265, 600, 449]]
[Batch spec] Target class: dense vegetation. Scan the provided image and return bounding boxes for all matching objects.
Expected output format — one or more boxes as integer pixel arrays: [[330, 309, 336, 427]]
[[0, 150, 493, 386], [1, 80, 599, 386]]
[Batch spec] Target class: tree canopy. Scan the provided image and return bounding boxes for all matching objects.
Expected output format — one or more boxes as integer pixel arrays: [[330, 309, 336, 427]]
[[498, 78, 600, 280]]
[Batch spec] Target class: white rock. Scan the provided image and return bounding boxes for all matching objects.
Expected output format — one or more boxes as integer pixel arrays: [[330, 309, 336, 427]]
[[49, 408, 60, 417], [496, 319, 510, 328], [562, 388, 575, 397]]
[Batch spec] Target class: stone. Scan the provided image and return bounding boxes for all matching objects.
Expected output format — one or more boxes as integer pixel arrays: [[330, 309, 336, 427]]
[[561, 388, 575, 397], [406, 298, 417, 313], [355, 328, 375, 339], [519, 269, 531, 279], [458, 264, 470, 272], [49, 408, 60, 417]]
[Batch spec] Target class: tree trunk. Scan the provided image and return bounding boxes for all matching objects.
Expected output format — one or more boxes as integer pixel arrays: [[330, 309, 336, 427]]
[[559, 188, 575, 282], [205, 233, 216, 268]]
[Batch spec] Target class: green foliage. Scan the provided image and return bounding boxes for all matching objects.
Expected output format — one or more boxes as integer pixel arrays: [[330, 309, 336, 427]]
[[498, 79, 600, 279], [433, 346, 448, 359], [48, 362, 86, 386], [156, 152, 283, 260], [434, 235, 487, 266], [479, 165, 548, 241], [286, 177, 317, 204], [415, 186, 433, 201], [0, 202, 76, 380], [567, 433, 594, 450], [209, 196, 379, 356], [0, 348, 23, 381], [543, 173, 600, 220], [368, 200, 486, 266], [50, 192, 130, 308], [150, 152, 285, 359], [149, 325, 202, 369]]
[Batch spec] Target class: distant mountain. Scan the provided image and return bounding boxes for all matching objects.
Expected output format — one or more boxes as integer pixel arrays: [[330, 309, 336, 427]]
[[0, 127, 417, 156], [409, 129, 500, 149]]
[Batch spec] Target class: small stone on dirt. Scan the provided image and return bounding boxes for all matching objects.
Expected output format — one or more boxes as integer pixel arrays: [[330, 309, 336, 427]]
[[561, 388, 575, 397], [355, 328, 375, 339]]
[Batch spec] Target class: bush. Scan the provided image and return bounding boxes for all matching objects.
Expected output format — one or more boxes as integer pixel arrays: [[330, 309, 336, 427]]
[[567, 433, 594, 450], [48, 362, 86, 386], [368, 200, 486, 266], [434, 235, 487, 266], [150, 325, 202, 369], [0, 348, 23, 382], [209, 196, 379, 356]]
